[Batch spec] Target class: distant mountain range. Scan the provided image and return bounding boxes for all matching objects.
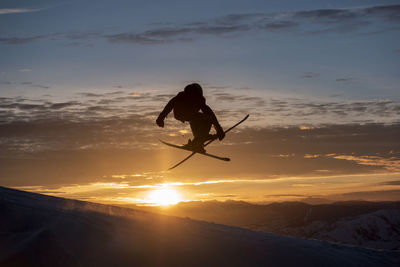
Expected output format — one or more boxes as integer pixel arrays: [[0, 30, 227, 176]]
[[135, 200, 400, 251], [1, 186, 399, 266]]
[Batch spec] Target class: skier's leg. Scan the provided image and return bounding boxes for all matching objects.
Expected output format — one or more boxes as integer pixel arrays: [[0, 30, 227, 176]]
[[189, 113, 212, 152]]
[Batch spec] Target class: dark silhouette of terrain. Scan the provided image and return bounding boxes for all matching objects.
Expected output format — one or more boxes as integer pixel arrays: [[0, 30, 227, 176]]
[[136, 200, 400, 250], [1, 186, 399, 266]]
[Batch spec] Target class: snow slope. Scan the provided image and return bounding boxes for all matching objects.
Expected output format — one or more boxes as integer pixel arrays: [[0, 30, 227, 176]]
[[0, 186, 399, 267]]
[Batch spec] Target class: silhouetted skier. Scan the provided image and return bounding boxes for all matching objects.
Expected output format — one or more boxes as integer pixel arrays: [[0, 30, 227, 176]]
[[156, 83, 225, 153]]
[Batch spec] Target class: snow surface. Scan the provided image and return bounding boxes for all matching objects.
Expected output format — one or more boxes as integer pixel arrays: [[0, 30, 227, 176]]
[[0, 186, 399, 267]]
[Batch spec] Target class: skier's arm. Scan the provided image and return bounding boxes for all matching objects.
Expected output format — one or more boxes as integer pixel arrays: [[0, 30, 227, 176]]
[[201, 104, 225, 140], [156, 97, 176, 127]]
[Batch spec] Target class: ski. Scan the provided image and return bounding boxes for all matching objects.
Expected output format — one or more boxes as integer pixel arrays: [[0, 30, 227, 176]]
[[159, 140, 230, 161], [163, 114, 249, 170]]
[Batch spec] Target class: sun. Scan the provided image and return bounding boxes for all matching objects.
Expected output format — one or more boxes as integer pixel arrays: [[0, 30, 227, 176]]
[[147, 188, 182, 206]]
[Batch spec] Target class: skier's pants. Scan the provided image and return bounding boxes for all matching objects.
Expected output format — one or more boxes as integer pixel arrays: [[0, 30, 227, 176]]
[[189, 113, 212, 143]]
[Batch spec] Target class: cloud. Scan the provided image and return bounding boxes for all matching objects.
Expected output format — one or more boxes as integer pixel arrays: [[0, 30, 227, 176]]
[[142, 27, 194, 38], [78, 92, 104, 97], [64, 31, 102, 40], [364, 5, 400, 22], [195, 25, 250, 35], [332, 189, 400, 201], [49, 101, 79, 109], [106, 33, 172, 45], [0, 100, 79, 112], [32, 84, 50, 89], [215, 13, 266, 25], [56, 91, 400, 126], [65, 42, 95, 48], [336, 78, 352, 82], [302, 72, 320, 78], [204, 90, 400, 125], [1, 5, 398, 46], [2, 104, 400, 183], [0, 91, 173, 151], [107, 91, 125, 95], [0, 35, 49, 45], [1, 90, 400, 187], [102, 5, 400, 44], [294, 8, 361, 23], [0, 8, 42, 15], [273, 99, 399, 122], [262, 21, 299, 31], [380, 180, 400, 186], [105, 25, 248, 44], [211, 92, 266, 106], [264, 194, 304, 197], [0, 31, 99, 45], [20, 81, 50, 89], [19, 68, 32, 72], [331, 155, 400, 171]]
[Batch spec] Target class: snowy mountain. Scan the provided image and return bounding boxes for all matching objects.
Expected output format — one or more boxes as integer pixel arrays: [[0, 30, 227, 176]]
[[139, 200, 400, 251], [0, 186, 399, 267], [280, 209, 400, 251]]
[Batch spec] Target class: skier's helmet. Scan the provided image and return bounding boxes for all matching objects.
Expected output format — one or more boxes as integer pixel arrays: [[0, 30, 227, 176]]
[[184, 83, 203, 97]]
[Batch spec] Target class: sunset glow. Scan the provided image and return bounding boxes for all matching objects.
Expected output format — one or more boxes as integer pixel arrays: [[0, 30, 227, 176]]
[[1, 0, 400, 207], [2, 1, 400, 265]]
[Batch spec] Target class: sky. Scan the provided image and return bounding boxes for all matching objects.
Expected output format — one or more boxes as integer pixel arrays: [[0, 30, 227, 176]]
[[1, 0, 400, 206]]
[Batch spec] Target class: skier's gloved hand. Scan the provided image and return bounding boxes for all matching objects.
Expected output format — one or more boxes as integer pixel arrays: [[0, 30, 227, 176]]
[[156, 117, 164, 128], [216, 125, 225, 140]]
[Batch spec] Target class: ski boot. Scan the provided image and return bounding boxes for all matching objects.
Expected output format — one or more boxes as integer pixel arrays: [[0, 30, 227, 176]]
[[182, 139, 206, 153]]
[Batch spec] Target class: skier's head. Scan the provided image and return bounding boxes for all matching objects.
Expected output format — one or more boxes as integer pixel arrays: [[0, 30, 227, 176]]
[[184, 83, 203, 97]]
